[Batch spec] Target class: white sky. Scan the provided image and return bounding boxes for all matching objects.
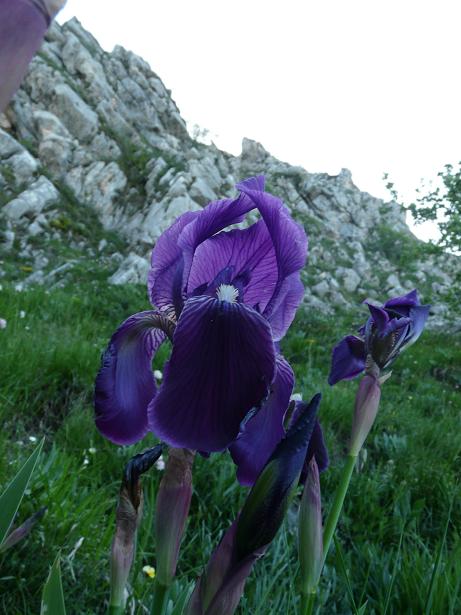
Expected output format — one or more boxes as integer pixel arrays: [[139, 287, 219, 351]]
[[57, 0, 461, 242]]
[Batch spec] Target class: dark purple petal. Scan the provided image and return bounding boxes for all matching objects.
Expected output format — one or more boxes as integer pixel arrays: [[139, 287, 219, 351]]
[[229, 355, 294, 486], [148, 295, 276, 452], [406, 304, 430, 346], [148, 211, 200, 317], [94, 311, 168, 445], [236, 180, 308, 319], [0, 0, 50, 111], [366, 303, 390, 334], [237, 175, 266, 192], [187, 220, 278, 313], [177, 195, 256, 294], [266, 272, 304, 341], [306, 420, 329, 473], [236, 393, 322, 560], [384, 288, 420, 311], [328, 335, 366, 385], [289, 404, 329, 480]]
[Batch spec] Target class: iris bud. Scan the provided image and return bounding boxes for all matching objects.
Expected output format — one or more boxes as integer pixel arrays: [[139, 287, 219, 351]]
[[298, 458, 323, 595], [109, 445, 163, 614], [155, 447, 194, 587], [349, 374, 381, 456]]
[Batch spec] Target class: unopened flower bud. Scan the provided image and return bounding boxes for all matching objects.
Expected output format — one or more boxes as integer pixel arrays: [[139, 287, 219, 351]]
[[186, 394, 323, 615], [110, 445, 163, 612], [349, 374, 381, 456], [298, 458, 323, 594], [0, 507, 46, 553], [155, 448, 194, 587]]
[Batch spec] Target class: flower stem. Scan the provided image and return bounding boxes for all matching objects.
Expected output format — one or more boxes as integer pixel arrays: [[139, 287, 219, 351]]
[[300, 592, 316, 615], [322, 453, 357, 567], [108, 606, 124, 615], [151, 579, 169, 615]]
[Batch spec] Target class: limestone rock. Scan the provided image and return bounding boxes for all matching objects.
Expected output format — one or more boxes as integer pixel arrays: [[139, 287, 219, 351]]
[[3, 176, 59, 220], [109, 253, 150, 285]]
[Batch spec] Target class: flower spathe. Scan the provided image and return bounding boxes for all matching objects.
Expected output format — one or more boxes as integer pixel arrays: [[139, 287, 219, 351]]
[[95, 177, 308, 466], [328, 289, 430, 385]]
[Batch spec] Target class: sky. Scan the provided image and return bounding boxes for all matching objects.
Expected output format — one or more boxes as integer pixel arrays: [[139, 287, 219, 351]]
[[56, 0, 461, 242]]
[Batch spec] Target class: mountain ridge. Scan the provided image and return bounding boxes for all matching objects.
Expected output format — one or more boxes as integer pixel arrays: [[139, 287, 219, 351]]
[[0, 18, 457, 323]]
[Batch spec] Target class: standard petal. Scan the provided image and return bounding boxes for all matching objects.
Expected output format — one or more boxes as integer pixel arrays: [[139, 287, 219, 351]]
[[384, 288, 419, 312], [236, 180, 308, 319], [405, 304, 430, 347], [177, 194, 256, 293], [95, 311, 172, 445], [265, 272, 304, 341], [148, 295, 276, 452], [229, 355, 294, 486], [328, 335, 366, 385], [148, 211, 200, 317], [366, 303, 390, 334], [187, 220, 278, 312]]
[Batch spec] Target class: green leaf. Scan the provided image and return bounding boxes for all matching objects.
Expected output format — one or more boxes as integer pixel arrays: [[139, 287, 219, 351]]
[[41, 554, 66, 615], [0, 437, 45, 546]]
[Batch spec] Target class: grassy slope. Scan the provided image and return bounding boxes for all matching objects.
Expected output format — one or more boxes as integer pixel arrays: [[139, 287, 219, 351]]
[[0, 282, 459, 614]]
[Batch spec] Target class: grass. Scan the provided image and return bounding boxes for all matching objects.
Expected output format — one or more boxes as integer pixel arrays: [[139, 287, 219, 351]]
[[0, 281, 460, 614]]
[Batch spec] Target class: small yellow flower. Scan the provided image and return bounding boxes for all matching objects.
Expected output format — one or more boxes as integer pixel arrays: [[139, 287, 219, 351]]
[[142, 565, 156, 579]]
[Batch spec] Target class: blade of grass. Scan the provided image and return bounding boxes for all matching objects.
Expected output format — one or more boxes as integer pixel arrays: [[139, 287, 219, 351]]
[[383, 523, 405, 615], [424, 497, 454, 615], [333, 535, 359, 615]]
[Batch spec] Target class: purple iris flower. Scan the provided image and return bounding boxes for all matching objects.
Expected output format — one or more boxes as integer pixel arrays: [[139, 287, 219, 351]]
[[328, 289, 430, 385], [95, 176, 308, 479], [0, 0, 66, 112]]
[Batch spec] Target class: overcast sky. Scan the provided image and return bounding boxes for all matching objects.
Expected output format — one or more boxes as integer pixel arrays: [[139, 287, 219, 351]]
[[57, 0, 461, 241]]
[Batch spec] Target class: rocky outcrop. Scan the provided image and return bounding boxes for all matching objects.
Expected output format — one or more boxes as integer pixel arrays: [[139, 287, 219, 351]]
[[0, 18, 458, 321]]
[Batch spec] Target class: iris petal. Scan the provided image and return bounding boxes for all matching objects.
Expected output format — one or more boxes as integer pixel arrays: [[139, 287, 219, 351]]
[[236, 180, 308, 320], [366, 303, 390, 333], [95, 311, 173, 445], [328, 335, 366, 385], [266, 272, 305, 341], [177, 195, 255, 293], [406, 304, 430, 347], [187, 220, 278, 311], [148, 211, 200, 317], [384, 289, 419, 312], [148, 295, 276, 452], [229, 355, 294, 486]]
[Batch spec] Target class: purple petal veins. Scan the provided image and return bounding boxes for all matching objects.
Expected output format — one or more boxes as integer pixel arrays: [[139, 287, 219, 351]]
[[94, 311, 173, 445], [148, 295, 276, 452]]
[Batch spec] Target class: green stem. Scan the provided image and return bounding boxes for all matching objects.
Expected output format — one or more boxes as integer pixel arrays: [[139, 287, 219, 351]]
[[300, 592, 316, 615], [151, 580, 169, 615], [108, 606, 124, 615], [322, 453, 357, 567]]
